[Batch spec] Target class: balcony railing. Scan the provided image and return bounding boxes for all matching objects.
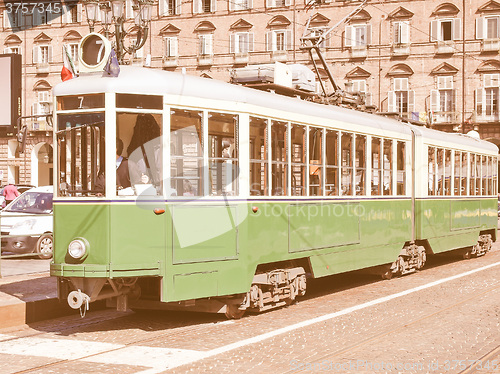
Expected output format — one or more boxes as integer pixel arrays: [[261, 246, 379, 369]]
[[350, 46, 367, 58], [431, 111, 459, 124], [481, 39, 500, 52], [162, 56, 178, 67], [391, 43, 410, 56], [435, 41, 455, 54]]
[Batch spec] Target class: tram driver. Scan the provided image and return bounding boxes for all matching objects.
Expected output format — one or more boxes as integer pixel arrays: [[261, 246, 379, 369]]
[[95, 138, 132, 194]]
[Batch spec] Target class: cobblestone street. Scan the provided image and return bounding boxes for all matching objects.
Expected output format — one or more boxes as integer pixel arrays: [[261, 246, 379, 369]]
[[1, 244, 500, 373]]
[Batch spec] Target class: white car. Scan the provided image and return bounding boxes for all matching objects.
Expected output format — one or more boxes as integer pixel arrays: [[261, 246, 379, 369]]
[[1, 186, 53, 259]]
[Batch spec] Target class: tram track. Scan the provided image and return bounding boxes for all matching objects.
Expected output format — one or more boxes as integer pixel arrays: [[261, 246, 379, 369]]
[[280, 282, 500, 374]]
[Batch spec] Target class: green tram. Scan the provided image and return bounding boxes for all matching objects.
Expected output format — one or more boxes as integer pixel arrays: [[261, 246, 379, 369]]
[[51, 65, 498, 318]]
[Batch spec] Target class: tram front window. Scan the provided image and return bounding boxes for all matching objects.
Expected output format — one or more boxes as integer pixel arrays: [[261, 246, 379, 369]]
[[57, 113, 105, 197]]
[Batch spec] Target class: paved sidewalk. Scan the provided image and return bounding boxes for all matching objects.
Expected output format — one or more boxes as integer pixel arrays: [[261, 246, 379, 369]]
[[0, 271, 72, 330]]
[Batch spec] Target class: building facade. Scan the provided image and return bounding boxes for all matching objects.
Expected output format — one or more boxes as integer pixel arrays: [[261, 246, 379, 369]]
[[1, 0, 500, 185]]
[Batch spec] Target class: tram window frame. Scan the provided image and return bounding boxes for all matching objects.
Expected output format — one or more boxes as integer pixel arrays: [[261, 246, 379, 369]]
[[249, 117, 268, 196], [482, 155, 488, 196], [470, 154, 476, 196], [325, 130, 339, 196], [309, 126, 323, 196], [383, 139, 393, 196], [488, 156, 494, 195], [436, 148, 444, 195], [372, 137, 382, 196], [444, 149, 451, 196], [355, 135, 366, 196], [428, 147, 436, 196], [56, 112, 105, 197], [493, 156, 498, 195], [341, 132, 353, 196], [461, 152, 468, 195], [290, 123, 306, 196], [271, 120, 288, 196], [454, 151, 461, 196], [117, 112, 163, 197], [208, 112, 239, 196], [170, 109, 204, 197], [116, 94, 163, 110], [397, 141, 406, 195], [57, 94, 105, 111]]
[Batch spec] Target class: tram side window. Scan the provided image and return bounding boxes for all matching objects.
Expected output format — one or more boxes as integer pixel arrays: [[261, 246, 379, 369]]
[[428, 147, 436, 196], [309, 127, 323, 196], [435, 149, 444, 195], [383, 139, 393, 195], [397, 141, 405, 195], [325, 130, 338, 196], [470, 154, 477, 196], [271, 121, 288, 196], [444, 150, 451, 196], [355, 135, 366, 196], [482, 155, 488, 196], [454, 151, 461, 195], [372, 138, 382, 196], [120, 113, 163, 196], [57, 112, 105, 197], [291, 124, 306, 196], [170, 109, 203, 196], [461, 152, 468, 195], [341, 133, 353, 196], [491, 157, 498, 195], [249, 117, 268, 196], [208, 112, 238, 196]]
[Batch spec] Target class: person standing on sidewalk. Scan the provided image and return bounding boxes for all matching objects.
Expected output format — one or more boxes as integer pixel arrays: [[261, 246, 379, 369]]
[[3, 180, 20, 206]]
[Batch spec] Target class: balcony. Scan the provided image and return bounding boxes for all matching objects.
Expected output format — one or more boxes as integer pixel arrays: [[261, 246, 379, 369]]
[[35, 63, 50, 74], [481, 39, 500, 52], [233, 52, 249, 64], [350, 46, 367, 59], [271, 50, 287, 62], [162, 56, 178, 68], [431, 111, 459, 124], [435, 41, 455, 54], [197, 54, 213, 66], [391, 43, 410, 56]]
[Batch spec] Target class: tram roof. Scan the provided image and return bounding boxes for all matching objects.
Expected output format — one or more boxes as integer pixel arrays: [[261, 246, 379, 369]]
[[54, 66, 497, 153]]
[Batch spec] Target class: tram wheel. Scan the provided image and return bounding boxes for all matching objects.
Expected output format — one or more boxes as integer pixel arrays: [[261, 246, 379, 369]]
[[36, 233, 53, 259], [225, 304, 246, 319]]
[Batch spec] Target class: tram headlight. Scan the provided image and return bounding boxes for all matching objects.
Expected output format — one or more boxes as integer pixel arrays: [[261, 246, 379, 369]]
[[68, 238, 89, 259]]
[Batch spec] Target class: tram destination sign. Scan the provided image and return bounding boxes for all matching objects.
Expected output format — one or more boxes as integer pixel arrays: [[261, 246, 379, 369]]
[[0, 54, 21, 135]]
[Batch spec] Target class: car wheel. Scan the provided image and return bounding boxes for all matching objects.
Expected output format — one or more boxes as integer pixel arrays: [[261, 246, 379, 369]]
[[36, 233, 53, 259]]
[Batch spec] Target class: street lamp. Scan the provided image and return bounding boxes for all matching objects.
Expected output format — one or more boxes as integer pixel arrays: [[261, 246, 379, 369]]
[[83, 0, 155, 64]]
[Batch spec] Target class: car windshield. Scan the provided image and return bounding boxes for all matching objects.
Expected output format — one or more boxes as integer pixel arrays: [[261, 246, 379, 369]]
[[4, 192, 53, 214]]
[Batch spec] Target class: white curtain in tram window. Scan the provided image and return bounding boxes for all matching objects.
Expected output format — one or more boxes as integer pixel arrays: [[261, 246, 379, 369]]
[[394, 21, 409, 44]]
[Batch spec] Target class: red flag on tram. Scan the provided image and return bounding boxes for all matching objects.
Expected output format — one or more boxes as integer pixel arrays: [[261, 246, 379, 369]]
[[61, 45, 77, 82]]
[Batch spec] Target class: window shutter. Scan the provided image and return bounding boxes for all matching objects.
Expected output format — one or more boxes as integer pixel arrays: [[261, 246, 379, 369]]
[[366, 24, 372, 45], [266, 31, 273, 51], [394, 22, 401, 44], [285, 0, 292, 6], [394, 77, 408, 91], [159, 0, 167, 16], [438, 76, 453, 89], [345, 26, 353, 47], [32, 103, 40, 116], [48, 45, 53, 63], [3, 47, 12, 54], [476, 17, 485, 39], [365, 92, 372, 106], [62, 5, 70, 23], [247, 0, 253, 9], [33, 10, 41, 26], [210, 0, 216, 12], [388, 91, 396, 112], [430, 89, 440, 112], [230, 34, 235, 53], [193, 0, 201, 13], [125, 0, 134, 19], [453, 18, 462, 40], [266, 0, 273, 8], [400, 21, 409, 44], [172, 38, 179, 56], [76, 4, 82, 22], [408, 90, 415, 113], [248, 32, 254, 52], [175, 0, 181, 14], [32, 46, 39, 64], [3, 10, 11, 28], [430, 20, 438, 42], [451, 89, 456, 111], [475, 88, 485, 115], [229, 0, 235, 11], [286, 30, 293, 50], [204, 34, 213, 55]]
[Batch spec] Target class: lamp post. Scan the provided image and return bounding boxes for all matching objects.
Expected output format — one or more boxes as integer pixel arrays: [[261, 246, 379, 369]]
[[83, 0, 154, 64]]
